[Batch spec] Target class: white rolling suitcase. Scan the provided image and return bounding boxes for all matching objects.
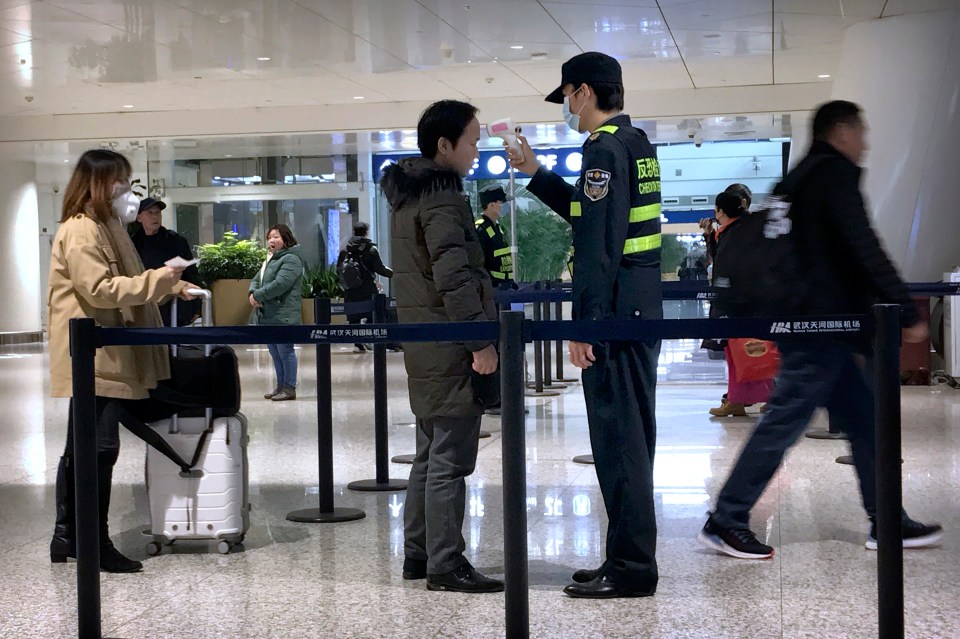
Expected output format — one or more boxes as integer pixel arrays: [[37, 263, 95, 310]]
[[144, 290, 251, 555]]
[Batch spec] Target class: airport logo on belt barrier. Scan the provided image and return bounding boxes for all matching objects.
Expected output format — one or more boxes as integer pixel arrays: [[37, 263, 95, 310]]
[[310, 328, 389, 340], [768, 320, 862, 335]]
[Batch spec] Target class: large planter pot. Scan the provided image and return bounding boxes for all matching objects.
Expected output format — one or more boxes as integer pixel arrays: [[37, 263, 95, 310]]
[[301, 298, 347, 325], [210, 279, 254, 326]]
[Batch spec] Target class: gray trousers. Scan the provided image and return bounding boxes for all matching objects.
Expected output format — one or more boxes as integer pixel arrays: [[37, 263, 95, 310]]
[[404, 414, 482, 574]]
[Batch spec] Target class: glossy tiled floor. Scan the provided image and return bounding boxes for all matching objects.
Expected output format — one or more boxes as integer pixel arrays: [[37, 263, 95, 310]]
[[0, 339, 957, 639]]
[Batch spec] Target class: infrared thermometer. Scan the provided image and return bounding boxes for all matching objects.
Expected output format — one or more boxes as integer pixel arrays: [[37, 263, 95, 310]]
[[486, 117, 522, 152]]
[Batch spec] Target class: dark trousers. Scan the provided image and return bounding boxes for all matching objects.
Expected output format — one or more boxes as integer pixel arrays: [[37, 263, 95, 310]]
[[713, 338, 878, 529], [404, 415, 482, 574], [64, 396, 121, 455], [582, 340, 661, 589]]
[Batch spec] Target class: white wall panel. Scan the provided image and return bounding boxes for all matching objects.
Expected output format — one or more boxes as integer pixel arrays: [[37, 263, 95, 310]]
[[832, 9, 960, 280]]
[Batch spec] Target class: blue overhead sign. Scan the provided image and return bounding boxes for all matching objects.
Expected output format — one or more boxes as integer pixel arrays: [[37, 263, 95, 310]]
[[373, 147, 586, 182]]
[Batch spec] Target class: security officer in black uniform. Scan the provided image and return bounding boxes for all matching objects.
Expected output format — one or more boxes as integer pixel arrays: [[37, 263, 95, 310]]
[[475, 185, 515, 288], [507, 51, 662, 599]]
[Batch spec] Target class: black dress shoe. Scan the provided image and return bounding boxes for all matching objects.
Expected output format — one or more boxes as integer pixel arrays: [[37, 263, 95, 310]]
[[426, 563, 504, 593], [563, 575, 655, 599], [571, 565, 604, 583], [402, 557, 427, 580]]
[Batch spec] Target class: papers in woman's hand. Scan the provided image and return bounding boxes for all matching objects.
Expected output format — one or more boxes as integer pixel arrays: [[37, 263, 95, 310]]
[[164, 256, 199, 269]]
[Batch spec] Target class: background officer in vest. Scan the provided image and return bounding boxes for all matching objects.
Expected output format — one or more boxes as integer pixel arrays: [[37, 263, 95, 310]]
[[507, 51, 663, 599], [475, 185, 515, 288]]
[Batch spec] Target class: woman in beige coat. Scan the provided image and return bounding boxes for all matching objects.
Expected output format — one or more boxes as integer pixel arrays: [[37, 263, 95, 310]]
[[48, 149, 192, 573]]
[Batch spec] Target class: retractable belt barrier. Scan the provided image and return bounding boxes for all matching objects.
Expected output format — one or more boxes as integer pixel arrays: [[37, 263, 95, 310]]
[[328, 281, 960, 314], [71, 305, 908, 639]]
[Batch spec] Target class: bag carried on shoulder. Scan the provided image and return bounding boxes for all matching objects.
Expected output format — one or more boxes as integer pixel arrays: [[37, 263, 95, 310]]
[[728, 338, 780, 382], [338, 248, 368, 291], [711, 154, 825, 318]]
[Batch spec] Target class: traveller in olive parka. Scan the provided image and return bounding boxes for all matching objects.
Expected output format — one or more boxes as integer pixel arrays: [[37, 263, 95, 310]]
[[380, 99, 502, 594]]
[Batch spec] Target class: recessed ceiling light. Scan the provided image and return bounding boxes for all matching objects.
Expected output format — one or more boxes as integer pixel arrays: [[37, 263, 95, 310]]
[[530, 52, 548, 61], [121, 104, 134, 108], [510, 45, 524, 50], [63, 159, 70, 163], [224, 154, 233, 158], [353, 96, 365, 100], [257, 56, 271, 61], [467, 60, 472, 63], [818, 74, 831, 78]]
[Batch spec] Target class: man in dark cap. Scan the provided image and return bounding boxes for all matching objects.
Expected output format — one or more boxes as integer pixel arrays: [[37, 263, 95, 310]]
[[131, 198, 203, 326], [507, 51, 663, 599], [475, 184, 515, 289]]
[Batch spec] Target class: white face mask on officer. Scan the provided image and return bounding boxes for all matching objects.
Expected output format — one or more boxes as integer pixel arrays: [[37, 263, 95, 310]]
[[562, 87, 586, 132], [111, 184, 140, 225]]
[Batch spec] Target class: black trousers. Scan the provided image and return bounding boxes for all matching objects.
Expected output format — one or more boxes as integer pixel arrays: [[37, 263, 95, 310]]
[[64, 395, 174, 455], [582, 339, 661, 589]]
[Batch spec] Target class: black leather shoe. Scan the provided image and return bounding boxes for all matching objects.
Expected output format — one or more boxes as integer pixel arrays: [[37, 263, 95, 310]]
[[402, 558, 427, 580], [571, 565, 604, 583], [99, 542, 143, 573], [426, 563, 504, 593], [563, 575, 655, 599]]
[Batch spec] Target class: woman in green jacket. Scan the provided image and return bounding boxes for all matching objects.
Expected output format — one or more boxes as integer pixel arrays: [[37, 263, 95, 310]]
[[249, 224, 304, 401]]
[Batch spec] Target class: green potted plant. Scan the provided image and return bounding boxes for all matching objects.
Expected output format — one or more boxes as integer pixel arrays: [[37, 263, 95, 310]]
[[300, 264, 346, 324], [196, 231, 267, 325]]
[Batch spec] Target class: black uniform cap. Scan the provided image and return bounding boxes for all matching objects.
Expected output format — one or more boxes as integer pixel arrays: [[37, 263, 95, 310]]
[[545, 52, 622, 104], [479, 185, 511, 208]]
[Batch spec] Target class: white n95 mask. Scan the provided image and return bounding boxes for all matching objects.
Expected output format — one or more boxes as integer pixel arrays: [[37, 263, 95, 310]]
[[112, 190, 140, 224]]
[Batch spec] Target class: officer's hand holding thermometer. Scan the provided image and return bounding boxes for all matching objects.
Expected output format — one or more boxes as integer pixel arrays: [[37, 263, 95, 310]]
[[504, 124, 597, 370]]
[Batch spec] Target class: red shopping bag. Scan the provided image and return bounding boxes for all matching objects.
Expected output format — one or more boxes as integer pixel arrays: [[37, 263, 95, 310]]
[[728, 338, 780, 382]]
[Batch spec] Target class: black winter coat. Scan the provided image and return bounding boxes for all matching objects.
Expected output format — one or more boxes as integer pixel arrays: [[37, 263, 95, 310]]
[[381, 157, 496, 419], [337, 236, 393, 314], [131, 226, 203, 326], [779, 141, 918, 328]]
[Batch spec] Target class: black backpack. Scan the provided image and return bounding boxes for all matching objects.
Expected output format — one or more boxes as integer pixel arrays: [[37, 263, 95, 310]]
[[711, 155, 824, 318], [338, 247, 369, 290]]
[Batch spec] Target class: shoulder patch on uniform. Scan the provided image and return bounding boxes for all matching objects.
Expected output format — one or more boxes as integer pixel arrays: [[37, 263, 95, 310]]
[[588, 132, 600, 142], [583, 169, 611, 202]]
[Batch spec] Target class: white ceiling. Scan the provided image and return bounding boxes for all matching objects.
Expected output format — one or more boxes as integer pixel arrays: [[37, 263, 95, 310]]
[[2, 0, 957, 121]]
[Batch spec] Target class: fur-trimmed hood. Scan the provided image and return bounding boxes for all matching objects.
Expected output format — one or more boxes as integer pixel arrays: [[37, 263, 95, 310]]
[[379, 157, 464, 211]]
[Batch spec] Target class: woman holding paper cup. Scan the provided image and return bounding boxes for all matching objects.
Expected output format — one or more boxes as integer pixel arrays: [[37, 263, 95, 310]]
[[47, 149, 195, 573]]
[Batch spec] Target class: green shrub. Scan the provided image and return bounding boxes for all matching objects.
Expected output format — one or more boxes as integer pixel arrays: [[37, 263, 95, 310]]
[[196, 231, 267, 282], [301, 263, 343, 299], [503, 204, 572, 283]]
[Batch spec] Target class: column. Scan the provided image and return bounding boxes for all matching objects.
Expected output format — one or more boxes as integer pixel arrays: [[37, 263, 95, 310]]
[[0, 161, 41, 336]]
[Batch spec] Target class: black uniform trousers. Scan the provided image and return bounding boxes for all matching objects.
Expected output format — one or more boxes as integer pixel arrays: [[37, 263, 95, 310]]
[[585, 267, 661, 590], [584, 339, 660, 589]]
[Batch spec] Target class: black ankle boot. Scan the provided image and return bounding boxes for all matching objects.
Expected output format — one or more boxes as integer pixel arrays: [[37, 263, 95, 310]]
[[97, 450, 142, 573], [50, 455, 76, 563]]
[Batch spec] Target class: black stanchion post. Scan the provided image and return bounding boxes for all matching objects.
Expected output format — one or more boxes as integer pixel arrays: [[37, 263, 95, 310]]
[[542, 284, 552, 386], [70, 318, 102, 639], [532, 299, 543, 393], [874, 304, 904, 639], [349, 294, 407, 492], [526, 289, 559, 398], [500, 310, 529, 639], [554, 285, 577, 383], [287, 298, 365, 523], [541, 284, 566, 391]]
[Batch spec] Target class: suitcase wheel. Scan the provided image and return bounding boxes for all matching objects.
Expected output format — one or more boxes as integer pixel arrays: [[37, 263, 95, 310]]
[[145, 541, 162, 556], [217, 540, 232, 554]]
